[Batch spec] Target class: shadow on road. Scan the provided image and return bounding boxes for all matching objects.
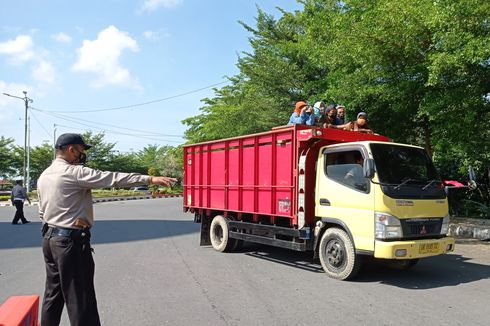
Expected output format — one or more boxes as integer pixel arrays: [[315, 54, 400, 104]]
[[0, 219, 199, 250], [239, 243, 490, 289], [356, 254, 490, 289]]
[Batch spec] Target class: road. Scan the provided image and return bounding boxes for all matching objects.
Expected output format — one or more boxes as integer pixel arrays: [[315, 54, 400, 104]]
[[1, 198, 489, 325]]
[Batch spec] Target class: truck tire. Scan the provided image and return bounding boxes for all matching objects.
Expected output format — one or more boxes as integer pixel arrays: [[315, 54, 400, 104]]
[[384, 259, 419, 271], [210, 215, 235, 252], [319, 227, 361, 280]]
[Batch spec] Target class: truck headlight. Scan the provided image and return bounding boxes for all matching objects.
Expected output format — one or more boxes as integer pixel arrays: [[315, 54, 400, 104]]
[[375, 212, 402, 239], [440, 215, 450, 235]]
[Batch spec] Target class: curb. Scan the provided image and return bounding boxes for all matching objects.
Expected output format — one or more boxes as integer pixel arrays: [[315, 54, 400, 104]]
[[92, 194, 183, 203], [0, 194, 183, 207], [449, 217, 490, 241]]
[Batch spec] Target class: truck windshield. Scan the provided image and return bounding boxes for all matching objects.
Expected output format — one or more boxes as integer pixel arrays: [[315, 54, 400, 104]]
[[370, 143, 445, 199]]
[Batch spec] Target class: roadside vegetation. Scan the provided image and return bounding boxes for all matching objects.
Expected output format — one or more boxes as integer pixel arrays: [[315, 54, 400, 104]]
[[0, 0, 488, 217], [182, 0, 489, 216]]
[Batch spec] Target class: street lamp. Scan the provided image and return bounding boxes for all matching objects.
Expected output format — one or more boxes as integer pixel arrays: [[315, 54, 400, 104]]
[[2, 91, 33, 192]]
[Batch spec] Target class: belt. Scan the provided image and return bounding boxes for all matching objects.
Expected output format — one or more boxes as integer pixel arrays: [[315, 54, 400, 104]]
[[44, 226, 90, 238]]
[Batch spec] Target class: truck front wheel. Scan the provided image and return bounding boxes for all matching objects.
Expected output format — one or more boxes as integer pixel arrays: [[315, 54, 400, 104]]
[[210, 215, 235, 252], [319, 227, 361, 280]]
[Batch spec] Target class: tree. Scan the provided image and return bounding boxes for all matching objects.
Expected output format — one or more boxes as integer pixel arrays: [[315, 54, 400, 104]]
[[182, 0, 489, 205], [29, 142, 55, 182], [0, 137, 17, 178], [81, 131, 117, 171]]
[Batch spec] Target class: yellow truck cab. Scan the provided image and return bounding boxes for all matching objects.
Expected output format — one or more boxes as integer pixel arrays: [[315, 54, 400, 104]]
[[315, 140, 454, 278]]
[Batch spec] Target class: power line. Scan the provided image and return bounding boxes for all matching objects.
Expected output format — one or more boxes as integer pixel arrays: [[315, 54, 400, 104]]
[[31, 108, 184, 138], [30, 110, 52, 138], [36, 112, 184, 144], [30, 80, 229, 113], [54, 123, 183, 144]]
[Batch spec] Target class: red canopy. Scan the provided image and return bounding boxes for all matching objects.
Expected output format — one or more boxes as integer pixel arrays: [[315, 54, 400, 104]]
[[444, 180, 465, 187]]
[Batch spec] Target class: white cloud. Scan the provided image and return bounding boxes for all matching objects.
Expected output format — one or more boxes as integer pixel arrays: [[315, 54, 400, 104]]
[[51, 32, 72, 43], [0, 35, 57, 84], [143, 30, 158, 41], [0, 35, 35, 64], [140, 0, 182, 13], [32, 60, 55, 84], [72, 25, 141, 89], [142, 30, 170, 41]]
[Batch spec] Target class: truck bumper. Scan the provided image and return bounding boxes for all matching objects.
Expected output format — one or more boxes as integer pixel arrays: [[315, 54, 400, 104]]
[[374, 237, 455, 259]]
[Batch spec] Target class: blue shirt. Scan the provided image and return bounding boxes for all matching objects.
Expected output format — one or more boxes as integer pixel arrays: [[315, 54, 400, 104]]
[[288, 112, 303, 125], [288, 112, 316, 125]]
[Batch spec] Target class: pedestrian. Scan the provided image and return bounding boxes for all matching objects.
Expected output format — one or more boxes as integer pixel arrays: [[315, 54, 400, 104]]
[[37, 133, 177, 326], [11, 179, 31, 225]]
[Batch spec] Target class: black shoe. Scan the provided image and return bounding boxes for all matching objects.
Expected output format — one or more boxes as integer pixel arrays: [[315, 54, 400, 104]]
[[11, 222, 19, 225], [23, 221, 31, 224]]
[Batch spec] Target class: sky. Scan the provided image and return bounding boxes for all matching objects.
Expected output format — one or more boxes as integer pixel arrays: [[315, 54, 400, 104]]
[[0, 0, 301, 152]]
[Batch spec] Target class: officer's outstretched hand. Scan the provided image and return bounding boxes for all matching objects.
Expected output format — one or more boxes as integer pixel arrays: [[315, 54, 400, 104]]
[[150, 176, 178, 187]]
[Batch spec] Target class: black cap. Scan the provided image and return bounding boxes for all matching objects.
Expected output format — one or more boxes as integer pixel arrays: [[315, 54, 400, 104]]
[[55, 133, 92, 150]]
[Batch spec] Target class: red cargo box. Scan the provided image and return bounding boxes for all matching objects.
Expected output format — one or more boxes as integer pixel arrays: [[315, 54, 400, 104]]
[[0, 295, 39, 326], [184, 125, 389, 227]]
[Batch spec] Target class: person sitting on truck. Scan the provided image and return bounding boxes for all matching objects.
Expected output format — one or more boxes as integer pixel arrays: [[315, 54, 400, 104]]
[[313, 101, 327, 127], [322, 105, 343, 129], [288, 101, 307, 125], [303, 104, 316, 126], [288, 101, 315, 125], [336, 105, 346, 124], [337, 112, 373, 134]]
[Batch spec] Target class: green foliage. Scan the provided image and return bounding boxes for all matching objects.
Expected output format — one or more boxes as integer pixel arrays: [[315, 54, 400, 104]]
[[0, 137, 17, 178], [182, 0, 490, 206], [29, 142, 55, 181]]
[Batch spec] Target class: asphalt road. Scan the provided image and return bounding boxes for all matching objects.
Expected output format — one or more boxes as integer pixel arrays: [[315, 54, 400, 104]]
[[1, 198, 489, 326]]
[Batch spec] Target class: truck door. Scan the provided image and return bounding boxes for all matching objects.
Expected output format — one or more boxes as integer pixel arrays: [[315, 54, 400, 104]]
[[315, 147, 375, 252]]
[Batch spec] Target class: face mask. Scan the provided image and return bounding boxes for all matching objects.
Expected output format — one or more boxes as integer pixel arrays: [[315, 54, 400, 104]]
[[313, 107, 320, 117], [73, 149, 87, 165]]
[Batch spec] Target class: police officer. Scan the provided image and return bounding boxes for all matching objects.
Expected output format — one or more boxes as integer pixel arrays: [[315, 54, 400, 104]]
[[11, 179, 31, 224], [37, 133, 176, 326]]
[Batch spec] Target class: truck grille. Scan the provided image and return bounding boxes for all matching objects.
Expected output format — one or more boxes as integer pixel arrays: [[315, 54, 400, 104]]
[[401, 218, 442, 238]]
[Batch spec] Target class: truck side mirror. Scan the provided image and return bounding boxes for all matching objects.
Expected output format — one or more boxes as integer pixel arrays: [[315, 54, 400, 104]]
[[363, 158, 375, 179], [468, 166, 476, 181], [468, 166, 477, 190]]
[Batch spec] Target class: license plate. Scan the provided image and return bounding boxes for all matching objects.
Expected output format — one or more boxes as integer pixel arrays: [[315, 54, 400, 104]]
[[419, 242, 440, 254]]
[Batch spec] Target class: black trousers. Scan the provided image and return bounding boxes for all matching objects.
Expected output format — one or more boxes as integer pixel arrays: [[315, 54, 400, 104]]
[[12, 200, 28, 224], [41, 233, 101, 326]]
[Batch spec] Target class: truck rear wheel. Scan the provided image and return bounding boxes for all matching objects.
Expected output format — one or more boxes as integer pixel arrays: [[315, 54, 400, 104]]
[[210, 215, 236, 252], [319, 227, 361, 280]]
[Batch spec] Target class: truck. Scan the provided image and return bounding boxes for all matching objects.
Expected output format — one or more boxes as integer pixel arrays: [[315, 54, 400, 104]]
[[183, 124, 455, 280]]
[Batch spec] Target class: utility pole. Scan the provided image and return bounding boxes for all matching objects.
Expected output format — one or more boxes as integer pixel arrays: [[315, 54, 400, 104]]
[[27, 116, 31, 192], [53, 124, 57, 160], [2, 91, 33, 191]]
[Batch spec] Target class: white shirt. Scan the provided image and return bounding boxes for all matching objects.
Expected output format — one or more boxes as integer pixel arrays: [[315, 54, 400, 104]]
[[38, 158, 150, 229]]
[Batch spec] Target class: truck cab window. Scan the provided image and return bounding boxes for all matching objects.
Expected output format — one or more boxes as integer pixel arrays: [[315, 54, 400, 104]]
[[325, 150, 369, 193]]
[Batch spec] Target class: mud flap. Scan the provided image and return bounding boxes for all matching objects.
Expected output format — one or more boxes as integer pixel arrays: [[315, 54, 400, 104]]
[[200, 215, 211, 246]]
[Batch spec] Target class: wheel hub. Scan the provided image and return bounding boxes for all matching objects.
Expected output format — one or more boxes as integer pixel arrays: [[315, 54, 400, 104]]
[[326, 240, 345, 268]]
